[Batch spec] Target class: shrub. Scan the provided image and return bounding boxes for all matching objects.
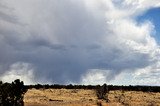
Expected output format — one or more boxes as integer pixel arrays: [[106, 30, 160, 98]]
[[96, 84, 109, 102], [0, 79, 27, 106]]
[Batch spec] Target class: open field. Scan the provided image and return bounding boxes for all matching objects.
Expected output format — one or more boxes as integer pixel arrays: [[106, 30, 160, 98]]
[[24, 88, 160, 106]]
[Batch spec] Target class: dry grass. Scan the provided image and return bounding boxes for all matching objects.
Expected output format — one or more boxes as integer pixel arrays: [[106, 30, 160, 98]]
[[24, 89, 160, 106], [108, 90, 160, 106], [24, 88, 98, 106]]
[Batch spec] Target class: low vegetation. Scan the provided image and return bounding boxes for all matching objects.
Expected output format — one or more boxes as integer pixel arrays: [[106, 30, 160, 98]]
[[24, 88, 160, 106], [1, 79, 160, 106]]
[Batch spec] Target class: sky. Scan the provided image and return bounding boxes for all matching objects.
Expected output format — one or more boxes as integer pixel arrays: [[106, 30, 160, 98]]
[[0, 0, 160, 85], [137, 7, 160, 43]]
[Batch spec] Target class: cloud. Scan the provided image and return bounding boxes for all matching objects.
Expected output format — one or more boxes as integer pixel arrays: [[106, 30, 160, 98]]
[[0, 62, 36, 85], [0, 0, 160, 85], [0, 62, 51, 85], [132, 61, 160, 85], [80, 69, 111, 85]]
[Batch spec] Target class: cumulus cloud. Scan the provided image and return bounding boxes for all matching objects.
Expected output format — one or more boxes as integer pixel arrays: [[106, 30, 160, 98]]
[[0, 0, 160, 85]]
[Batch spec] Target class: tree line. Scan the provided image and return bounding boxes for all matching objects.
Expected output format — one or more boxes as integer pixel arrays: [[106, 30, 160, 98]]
[[25, 84, 160, 93]]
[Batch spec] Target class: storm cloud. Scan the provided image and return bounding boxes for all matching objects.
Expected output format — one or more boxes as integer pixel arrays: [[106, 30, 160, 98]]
[[0, 0, 160, 85]]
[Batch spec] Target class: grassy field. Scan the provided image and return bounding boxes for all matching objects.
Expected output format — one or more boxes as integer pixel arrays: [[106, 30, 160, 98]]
[[24, 88, 160, 106]]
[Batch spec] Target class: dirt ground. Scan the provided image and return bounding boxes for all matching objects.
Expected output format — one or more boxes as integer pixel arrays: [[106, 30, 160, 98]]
[[24, 88, 160, 106]]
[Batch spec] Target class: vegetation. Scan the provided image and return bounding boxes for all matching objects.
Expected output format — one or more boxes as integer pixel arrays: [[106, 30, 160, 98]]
[[96, 84, 109, 101], [25, 84, 160, 93], [1, 79, 160, 106], [25, 83, 160, 104], [0, 79, 27, 106]]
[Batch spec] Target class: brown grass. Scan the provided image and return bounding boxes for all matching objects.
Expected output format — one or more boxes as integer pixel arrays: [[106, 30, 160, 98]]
[[108, 90, 160, 106], [24, 88, 98, 106], [24, 89, 160, 106]]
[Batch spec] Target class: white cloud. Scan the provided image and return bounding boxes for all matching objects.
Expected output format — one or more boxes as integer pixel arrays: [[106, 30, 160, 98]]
[[0, 62, 36, 85], [80, 0, 160, 85], [81, 69, 110, 85], [0, 0, 160, 85], [132, 61, 160, 85]]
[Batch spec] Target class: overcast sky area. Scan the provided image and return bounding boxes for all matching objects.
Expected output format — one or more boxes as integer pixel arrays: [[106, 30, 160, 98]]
[[0, 0, 160, 85]]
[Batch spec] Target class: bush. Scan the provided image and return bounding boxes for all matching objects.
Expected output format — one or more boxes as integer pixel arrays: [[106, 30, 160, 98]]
[[96, 84, 109, 102], [0, 79, 27, 106]]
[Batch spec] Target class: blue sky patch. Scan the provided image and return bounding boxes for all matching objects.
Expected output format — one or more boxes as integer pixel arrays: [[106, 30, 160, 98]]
[[137, 8, 160, 43]]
